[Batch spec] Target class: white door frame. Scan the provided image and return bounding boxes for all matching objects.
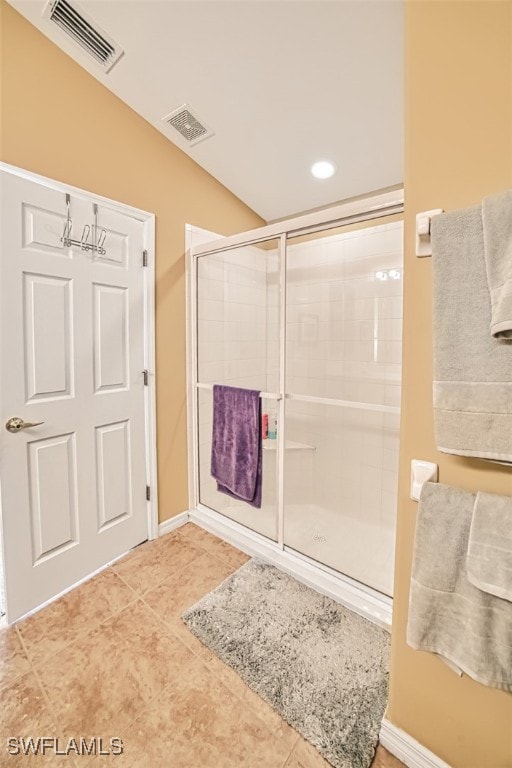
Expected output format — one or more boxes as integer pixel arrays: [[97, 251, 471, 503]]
[[0, 163, 159, 578]]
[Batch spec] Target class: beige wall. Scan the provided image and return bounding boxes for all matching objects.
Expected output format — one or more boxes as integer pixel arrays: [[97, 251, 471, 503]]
[[388, 2, 512, 766], [0, 2, 264, 523]]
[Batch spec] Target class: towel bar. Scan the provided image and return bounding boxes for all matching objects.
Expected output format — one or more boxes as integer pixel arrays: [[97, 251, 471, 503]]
[[416, 208, 443, 256], [196, 382, 282, 400], [195, 383, 400, 414]]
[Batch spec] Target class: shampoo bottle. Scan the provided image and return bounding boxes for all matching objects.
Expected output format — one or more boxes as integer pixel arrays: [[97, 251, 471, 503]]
[[268, 413, 277, 440]]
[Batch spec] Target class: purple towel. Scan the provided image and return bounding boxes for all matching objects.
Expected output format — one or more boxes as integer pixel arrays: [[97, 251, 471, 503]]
[[211, 385, 262, 508]]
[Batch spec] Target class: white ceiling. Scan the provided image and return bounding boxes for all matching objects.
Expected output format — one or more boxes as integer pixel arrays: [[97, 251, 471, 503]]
[[8, 0, 404, 221]]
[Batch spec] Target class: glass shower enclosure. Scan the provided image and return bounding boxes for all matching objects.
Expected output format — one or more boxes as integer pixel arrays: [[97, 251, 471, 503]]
[[189, 191, 403, 600]]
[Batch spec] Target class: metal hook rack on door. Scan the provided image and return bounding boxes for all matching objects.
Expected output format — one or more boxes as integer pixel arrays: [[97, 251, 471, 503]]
[[61, 194, 108, 256]]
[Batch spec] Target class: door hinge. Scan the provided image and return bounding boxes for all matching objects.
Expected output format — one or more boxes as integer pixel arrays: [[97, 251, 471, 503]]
[[146, 485, 151, 502], [143, 369, 149, 386], [142, 249, 148, 267]]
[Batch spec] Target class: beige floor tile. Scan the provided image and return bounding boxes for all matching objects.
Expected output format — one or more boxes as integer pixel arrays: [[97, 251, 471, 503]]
[[0, 670, 53, 737], [201, 649, 299, 752], [0, 663, 77, 766], [164, 614, 213, 658], [0, 626, 31, 689], [142, 551, 235, 620], [59, 732, 129, 766], [1, 742, 78, 767], [207, 538, 251, 569], [111, 532, 204, 594], [87, 654, 292, 768], [178, 522, 223, 548], [36, 600, 195, 735], [179, 523, 251, 569], [17, 569, 136, 667], [284, 736, 332, 768], [149, 568, 298, 759], [143, 536, 300, 755], [371, 744, 406, 768], [0, 724, 82, 767], [285, 736, 406, 768]]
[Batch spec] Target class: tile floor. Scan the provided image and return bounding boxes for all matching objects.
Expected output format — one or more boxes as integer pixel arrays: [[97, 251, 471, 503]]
[[0, 524, 405, 768]]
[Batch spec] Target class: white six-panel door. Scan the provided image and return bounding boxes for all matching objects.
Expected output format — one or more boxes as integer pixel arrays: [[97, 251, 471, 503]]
[[0, 170, 153, 622]]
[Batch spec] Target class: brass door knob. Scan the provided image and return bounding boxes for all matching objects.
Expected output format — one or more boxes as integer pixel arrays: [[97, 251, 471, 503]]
[[5, 417, 45, 433]]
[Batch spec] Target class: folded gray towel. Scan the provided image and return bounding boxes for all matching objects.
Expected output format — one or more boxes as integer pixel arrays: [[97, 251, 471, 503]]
[[431, 206, 512, 463], [407, 482, 512, 691], [482, 190, 512, 339], [467, 491, 512, 602]]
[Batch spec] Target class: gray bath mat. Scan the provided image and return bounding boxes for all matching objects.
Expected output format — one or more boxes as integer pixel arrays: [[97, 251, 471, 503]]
[[182, 559, 390, 768]]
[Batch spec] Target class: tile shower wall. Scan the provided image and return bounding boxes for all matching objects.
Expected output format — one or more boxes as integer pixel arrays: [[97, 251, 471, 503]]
[[285, 223, 403, 404], [265, 252, 280, 395], [197, 246, 268, 391]]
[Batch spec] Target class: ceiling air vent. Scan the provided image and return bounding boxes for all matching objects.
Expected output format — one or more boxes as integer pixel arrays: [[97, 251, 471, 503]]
[[162, 104, 214, 147], [44, 0, 124, 72]]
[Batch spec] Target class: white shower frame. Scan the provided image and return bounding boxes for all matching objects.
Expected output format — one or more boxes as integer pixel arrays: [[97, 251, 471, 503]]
[[186, 188, 404, 629]]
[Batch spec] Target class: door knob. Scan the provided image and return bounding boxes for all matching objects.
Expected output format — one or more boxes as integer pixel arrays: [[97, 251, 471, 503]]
[[5, 417, 45, 433]]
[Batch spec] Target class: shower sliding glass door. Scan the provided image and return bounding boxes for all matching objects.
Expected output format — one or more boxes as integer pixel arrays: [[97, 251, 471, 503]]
[[195, 239, 282, 542], [190, 190, 403, 600], [283, 223, 403, 596]]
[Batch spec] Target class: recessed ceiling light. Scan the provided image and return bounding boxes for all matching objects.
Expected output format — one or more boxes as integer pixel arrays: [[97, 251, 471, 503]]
[[311, 160, 337, 179]]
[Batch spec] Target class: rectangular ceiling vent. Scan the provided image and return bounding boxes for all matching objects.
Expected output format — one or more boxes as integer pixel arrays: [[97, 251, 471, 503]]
[[44, 0, 124, 72], [162, 104, 214, 147]]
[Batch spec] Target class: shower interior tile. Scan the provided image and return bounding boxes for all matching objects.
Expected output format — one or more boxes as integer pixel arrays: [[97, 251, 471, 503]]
[[381, 295, 403, 318], [199, 362, 224, 383], [383, 448, 399, 473], [384, 318, 402, 340], [198, 299, 224, 322], [363, 444, 386, 470], [201, 277, 225, 302], [382, 469, 399, 495], [385, 223, 404, 252], [360, 381, 386, 404], [344, 236, 363, 260], [364, 230, 386, 257], [381, 491, 399, 528], [207, 259, 225, 281], [200, 341, 223, 364]]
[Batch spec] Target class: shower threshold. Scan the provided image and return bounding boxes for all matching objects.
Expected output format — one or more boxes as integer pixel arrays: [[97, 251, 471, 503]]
[[189, 504, 393, 629]]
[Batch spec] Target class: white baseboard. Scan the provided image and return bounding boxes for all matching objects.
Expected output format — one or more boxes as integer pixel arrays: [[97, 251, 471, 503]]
[[188, 505, 392, 629], [158, 511, 190, 537], [380, 718, 452, 768]]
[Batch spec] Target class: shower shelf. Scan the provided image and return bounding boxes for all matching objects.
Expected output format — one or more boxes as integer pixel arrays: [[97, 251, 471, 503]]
[[262, 439, 315, 452]]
